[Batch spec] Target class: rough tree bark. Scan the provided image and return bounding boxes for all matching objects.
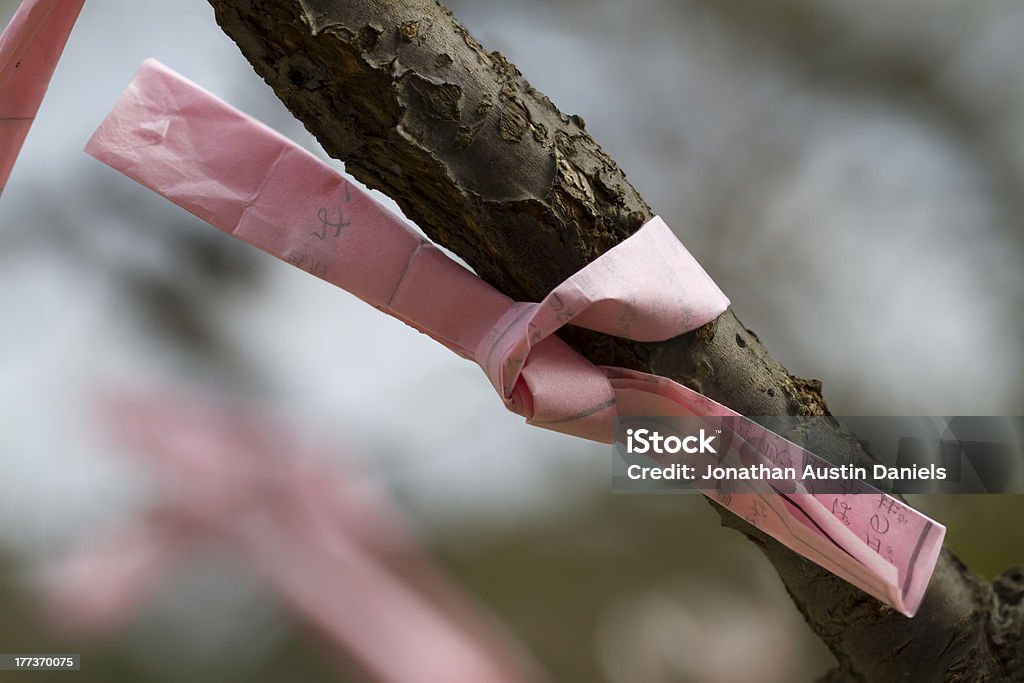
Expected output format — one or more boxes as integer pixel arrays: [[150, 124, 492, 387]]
[[205, 1, 1023, 680]]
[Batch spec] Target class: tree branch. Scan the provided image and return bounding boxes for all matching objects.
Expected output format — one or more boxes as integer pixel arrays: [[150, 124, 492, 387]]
[[206, 0, 1022, 679]]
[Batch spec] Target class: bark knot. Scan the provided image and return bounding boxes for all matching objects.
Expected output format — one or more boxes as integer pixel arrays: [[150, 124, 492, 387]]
[[995, 566, 1024, 605]]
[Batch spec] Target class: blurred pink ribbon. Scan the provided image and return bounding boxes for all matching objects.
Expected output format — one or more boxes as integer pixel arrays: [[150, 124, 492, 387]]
[[45, 393, 545, 683], [83, 59, 945, 617], [0, 0, 84, 195]]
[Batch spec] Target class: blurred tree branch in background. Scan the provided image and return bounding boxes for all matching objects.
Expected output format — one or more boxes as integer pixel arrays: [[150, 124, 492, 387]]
[[706, 0, 1024, 256], [203, 0, 1023, 680]]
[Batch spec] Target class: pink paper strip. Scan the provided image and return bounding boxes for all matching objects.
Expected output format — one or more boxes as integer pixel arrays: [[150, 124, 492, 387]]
[[46, 393, 543, 683], [85, 59, 945, 617], [0, 0, 84, 195]]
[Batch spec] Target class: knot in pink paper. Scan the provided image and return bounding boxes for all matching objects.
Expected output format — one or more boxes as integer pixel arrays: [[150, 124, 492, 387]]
[[473, 217, 730, 442]]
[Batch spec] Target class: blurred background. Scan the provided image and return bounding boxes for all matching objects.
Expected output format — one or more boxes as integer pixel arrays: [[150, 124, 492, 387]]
[[2, 0, 1023, 680]]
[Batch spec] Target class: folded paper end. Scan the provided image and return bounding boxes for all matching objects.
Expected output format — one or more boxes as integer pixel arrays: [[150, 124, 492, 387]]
[[562, 215, 731, 343], [898, 520, 947, 618], [85, 59, 177, 158]]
